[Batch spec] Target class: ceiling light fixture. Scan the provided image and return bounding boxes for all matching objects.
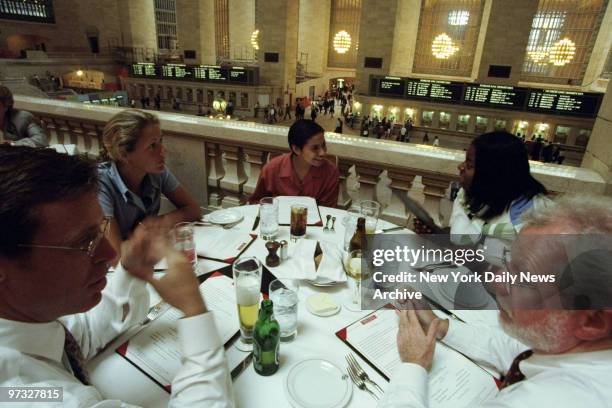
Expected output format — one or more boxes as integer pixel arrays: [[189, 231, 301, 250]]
[[432, 33, 458, 59], [548, 38, 575, 66], [250, 29, 259, 50], [333, 30, 352, 54]]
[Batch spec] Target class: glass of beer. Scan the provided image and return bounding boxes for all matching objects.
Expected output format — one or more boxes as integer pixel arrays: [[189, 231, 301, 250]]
[[172, 222, 197, 269], [290, 204, 308, 242], [233, 256, 262, 348], [360, 200, 381, 234], [344, 249, 363, 311]]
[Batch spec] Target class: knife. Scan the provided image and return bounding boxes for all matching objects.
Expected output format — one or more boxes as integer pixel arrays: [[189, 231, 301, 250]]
[[421, 294, 465, 323], [231, 352, 253, 380], [375, 226, 406, 234], [251, 215, 260, 231]]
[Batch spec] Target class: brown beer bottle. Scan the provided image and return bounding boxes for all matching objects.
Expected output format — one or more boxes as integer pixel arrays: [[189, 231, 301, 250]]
[[349, 217, 366, 252]]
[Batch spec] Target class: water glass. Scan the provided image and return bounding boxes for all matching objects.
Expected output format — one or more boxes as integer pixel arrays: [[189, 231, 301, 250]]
[[269, 279, 299, 342], [233, 257, 262, 345], [360, 200, 381, 234], [259, 197, 279, 240], [342, 208, 361, 251], [290, 204, 308, 241], [173, 222, 197, 267]]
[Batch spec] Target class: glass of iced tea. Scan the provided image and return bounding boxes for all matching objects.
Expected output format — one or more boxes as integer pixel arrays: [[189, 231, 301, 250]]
[[290, 204, 308, 242]]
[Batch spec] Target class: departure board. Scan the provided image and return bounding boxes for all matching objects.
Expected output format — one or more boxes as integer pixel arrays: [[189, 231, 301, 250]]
[[526, 90, 601, 117], [160, 64, 193, 79], [464, 84, 527, 110], [405, 79, 462, 103], [368, 75, 602, 118], [131, 63, 157, 77], [207, 66, 228, 81], [229, 67, 248, 83], [126, 63, 258, 85], [378, 77, 406, 96]]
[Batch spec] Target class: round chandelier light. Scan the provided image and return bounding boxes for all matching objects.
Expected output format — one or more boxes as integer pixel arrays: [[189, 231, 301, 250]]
[[250, 29, 259, 50], [431, 33, 458, 59], [548, 38, 575, 66], [333, 30, 352, 54]]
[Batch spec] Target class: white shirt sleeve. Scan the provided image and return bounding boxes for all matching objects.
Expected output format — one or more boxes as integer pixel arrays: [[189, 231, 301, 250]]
[[377, 363, 429, 408], [60, 264, 150, 359]]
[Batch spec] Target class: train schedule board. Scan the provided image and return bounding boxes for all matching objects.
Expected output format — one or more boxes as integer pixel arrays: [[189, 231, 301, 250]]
[[405, 79, 463, 104], [463, 84, 528, 110], [526, 90, 602, 117], [377, 77, 406, 97], [130, 63, 157, 77]]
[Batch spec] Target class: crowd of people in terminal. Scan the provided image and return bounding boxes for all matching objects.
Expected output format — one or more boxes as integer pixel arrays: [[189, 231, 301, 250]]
[[1, 83, 611, 406]]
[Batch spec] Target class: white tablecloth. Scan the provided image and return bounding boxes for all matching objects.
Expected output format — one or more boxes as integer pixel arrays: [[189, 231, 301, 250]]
[[87, 205, 496, 407]]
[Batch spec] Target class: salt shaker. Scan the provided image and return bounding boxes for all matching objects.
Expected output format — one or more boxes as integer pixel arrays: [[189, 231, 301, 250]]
[[279, 240, 288, 260]]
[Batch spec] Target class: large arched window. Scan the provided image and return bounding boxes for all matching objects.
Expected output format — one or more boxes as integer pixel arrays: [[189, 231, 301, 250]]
[[521, 0, 607, 85], [412, 0, 485, 77]]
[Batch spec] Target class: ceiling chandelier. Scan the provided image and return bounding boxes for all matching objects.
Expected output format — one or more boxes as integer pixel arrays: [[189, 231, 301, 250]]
[[548, 38, 575, 66], [333, 30, 352, 54], [431, 33, 458, 59], [250, 29, 259, 50]]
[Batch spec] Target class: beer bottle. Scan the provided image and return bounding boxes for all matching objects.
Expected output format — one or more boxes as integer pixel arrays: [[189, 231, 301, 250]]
[[349, 217, 366, 252], [253, 299, 280, 376]]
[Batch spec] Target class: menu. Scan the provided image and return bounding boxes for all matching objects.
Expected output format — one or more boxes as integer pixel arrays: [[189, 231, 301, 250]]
[[116, 273, 240, 391], [336, 308, 498, 408]]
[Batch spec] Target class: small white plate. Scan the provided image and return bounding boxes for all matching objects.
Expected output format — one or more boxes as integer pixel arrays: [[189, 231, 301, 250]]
[[306, 294, 341, 317], [306, 276, 340, 287], [207, 209, 243, 225], [285, 359, 352, 408]]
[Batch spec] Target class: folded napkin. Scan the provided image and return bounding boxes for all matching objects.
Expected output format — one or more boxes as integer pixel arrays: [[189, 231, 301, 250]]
[[266, 239, 346, 282]]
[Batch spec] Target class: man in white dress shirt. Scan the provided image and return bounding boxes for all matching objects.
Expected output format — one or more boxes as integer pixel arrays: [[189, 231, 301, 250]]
[[0, 146, 233, 407], [381, 194, 612, 407]]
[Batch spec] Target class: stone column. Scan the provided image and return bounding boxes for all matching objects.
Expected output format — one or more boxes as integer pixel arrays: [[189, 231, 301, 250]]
[[118, 0, 157, 51], [354, 165, 382, 203], [256, 0, 299, 106], [176, 0, 216, 64], [219, 145, 247, 208], [298, 0, 331, 76], [354, 0, 399, 93], [229, 0, 256, 60], [421, 175, 452, 224], [389, 0, 421, 77], [382, 170, 416, 225], [472, 0, 539, 85], [582, 80, 612, 195]]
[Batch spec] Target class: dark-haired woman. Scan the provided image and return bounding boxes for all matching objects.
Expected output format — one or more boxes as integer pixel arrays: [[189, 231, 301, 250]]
[[415, 131, 549, 242], [0, 85, 48, 147], [249, 119, 340, 207]]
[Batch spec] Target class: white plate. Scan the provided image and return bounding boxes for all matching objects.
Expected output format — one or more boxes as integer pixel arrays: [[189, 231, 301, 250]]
[[285, 359, 352, 408], [207, 209, 243, 225], [306, 276, 340, 287]]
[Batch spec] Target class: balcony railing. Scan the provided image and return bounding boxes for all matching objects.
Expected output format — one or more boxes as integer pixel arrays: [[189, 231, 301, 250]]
[[14, 95, 607, 226]]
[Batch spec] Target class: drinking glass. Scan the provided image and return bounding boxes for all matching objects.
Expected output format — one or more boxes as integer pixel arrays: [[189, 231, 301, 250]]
[[173, 222, 197, 268], [269, 279, 299, 342], [342, 208, 361, 251], [360, 200, 381, 234], [344, 249, 363, 311], [290, 204, 308, 241], [259, 197, 279, 240], [233, 257, 262, 347]]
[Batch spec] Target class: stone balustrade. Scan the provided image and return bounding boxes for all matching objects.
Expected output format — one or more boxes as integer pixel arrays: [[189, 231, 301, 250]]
[[14, 95, 608, 226]]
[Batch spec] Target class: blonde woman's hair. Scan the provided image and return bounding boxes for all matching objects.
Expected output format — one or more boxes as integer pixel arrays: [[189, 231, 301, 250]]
[[0, 86, 14, 109], [101, 109, 159, 161]]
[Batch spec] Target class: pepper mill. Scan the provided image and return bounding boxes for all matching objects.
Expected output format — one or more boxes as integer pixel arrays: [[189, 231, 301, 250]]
[[265, 241, 281, 267]]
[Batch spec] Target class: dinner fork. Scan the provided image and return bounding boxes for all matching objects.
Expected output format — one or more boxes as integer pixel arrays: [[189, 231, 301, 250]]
[[347, 365, 379, 400], [346, 354, 384, 394]]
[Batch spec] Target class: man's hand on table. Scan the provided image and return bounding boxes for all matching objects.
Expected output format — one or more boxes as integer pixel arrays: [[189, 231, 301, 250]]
[[396, 299, 450, 370], [120, 223, 166, 281]]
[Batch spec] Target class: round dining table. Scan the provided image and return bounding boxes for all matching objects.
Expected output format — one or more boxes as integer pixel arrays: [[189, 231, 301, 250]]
[[87, 204, 496, 407]]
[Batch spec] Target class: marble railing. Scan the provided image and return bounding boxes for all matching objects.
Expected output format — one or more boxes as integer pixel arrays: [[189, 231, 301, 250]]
[[14, 96, 607, 226]]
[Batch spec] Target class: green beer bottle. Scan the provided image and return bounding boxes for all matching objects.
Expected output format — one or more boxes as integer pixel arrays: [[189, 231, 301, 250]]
[[253, 299, 280, 376]]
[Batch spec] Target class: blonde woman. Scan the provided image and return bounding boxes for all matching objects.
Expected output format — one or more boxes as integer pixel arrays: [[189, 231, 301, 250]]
[[98, 109, 201, 262]]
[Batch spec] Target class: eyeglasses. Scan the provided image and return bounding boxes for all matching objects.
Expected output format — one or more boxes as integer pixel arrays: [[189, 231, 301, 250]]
[[16, 217, 111, 258]]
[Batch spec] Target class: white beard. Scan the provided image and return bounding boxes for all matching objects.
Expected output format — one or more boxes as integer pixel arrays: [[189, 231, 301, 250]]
[[500, 311, 573, 353]]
